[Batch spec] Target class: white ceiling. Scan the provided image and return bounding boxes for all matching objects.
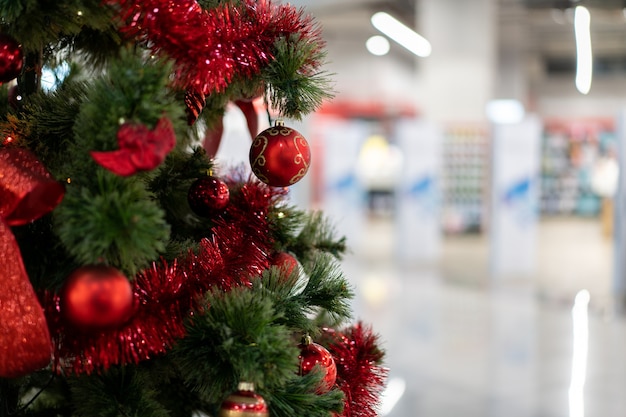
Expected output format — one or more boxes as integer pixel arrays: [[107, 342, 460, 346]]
[[291, 0, 626, 62]]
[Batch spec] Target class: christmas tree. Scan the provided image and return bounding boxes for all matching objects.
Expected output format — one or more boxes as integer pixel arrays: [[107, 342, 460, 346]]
[[0, 1, 387, 416]]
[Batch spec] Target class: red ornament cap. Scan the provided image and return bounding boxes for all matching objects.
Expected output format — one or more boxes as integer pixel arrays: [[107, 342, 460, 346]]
[[219, 382, 269, 417], [61, 265, 135, 330], [298, 335, 337, 393], [249, 121, 311, 187]]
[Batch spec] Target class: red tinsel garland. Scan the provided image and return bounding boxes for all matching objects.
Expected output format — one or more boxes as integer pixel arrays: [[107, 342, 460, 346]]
[[106, 0, 323, 95], [44, 178, 286, 374], [326, 323, 388, 417]]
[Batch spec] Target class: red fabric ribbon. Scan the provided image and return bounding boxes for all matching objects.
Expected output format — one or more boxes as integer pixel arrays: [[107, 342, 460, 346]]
[[91, 116, 176, 176], [202, 100, 259, 158], [0, 147, 65, 378]]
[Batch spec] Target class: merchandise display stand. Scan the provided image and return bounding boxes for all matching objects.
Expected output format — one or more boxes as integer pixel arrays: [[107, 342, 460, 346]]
[[489, 115, 542, 277], [540, 119, 615, 216], [395, 118, 442, 262], [441, 125, 490, 234]]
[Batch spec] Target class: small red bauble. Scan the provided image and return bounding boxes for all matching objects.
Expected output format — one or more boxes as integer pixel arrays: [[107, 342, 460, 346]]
[[219, 382, 269, 417], [271, 252, 299, 277], [0, 34, 23, 84], [249, 121, 311, 187], [187, 176, 230, 217], [298, 336, 337, 393], [61, 265, 134, 330]]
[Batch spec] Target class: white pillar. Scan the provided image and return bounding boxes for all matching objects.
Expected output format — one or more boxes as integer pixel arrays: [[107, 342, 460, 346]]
[[417, 0, 497, 124]]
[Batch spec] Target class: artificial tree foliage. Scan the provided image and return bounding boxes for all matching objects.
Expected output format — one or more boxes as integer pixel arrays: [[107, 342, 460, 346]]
[[0, 1, 387, 416]]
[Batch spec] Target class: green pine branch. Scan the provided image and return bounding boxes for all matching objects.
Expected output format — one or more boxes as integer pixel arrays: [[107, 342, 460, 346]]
[[255, 253, 354, 333], [264, 373, 344, 417], [11, 78, 90, 169], [263, 34, 335, 120], [71, 49, 185, 161], [68, 367, 169, 417], [147, 147, 216, 247], [271, 207, 348, 262], [0, 0, 119, 56], [173, 274, 349, 416], [173, 286, 299, 405], [46, 50, 187, 275], [54, 171, 170, 276]]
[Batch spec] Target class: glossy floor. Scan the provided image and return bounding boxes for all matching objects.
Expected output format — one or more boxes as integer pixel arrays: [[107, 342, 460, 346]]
[[341, 216, 626, 417]]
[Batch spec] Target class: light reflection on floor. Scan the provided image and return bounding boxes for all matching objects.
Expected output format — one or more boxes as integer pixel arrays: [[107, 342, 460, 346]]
[[341, 216, 626, 417]]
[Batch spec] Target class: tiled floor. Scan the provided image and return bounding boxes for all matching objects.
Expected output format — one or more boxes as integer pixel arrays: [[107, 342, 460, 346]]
[[341, 215, 626, 417]]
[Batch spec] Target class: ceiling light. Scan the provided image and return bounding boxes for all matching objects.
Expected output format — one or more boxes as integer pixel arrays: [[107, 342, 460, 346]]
[[574, 6, 592, 95], [371, 12, 431, 57], [366, 35, 390, 56]]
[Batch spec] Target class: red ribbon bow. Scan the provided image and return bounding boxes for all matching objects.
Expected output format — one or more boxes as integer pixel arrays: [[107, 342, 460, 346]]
[[0, 147, 65, 378], [90, 116, 176, 176]]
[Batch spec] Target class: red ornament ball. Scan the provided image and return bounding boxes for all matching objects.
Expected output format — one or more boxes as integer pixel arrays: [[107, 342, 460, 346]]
[[249, 122, 311, 187], [219, 382, 269, 417], [188, 176, 230, 217], [0, 34, 23, 84], [298, 336, 337, 393], [61, 265, 134, 330], [271, 252, 299, 278]]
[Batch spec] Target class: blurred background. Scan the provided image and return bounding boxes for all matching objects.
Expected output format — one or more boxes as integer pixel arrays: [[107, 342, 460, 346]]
[[218, 0, 626, 416]]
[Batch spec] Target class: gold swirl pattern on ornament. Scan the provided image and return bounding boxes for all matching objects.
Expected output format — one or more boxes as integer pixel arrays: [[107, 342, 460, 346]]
[[279, 127, 292, 136], [250, 135, 270, 183], [250, 136, 269, 168], [289, 134, 310, 184], [265, 127, 281, 137]]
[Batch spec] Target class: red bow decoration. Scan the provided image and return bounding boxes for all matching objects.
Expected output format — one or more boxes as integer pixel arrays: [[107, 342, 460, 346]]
[[91, 116, 176, 176], [0, 147, 65, 378]]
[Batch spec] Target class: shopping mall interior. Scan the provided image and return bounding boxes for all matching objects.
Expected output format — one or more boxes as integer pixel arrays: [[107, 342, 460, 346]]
[[215, 0, 626, 416]]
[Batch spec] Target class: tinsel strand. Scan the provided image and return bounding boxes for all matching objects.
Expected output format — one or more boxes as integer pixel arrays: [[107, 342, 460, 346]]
[[105, 0, 323, 95], [326, 323, 388, 417]]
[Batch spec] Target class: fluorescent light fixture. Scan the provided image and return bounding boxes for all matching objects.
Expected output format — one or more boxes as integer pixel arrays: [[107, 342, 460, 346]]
[[574, 6, 592, 95], [569, 289, 590, 417], [485, 99, 525, 124], [366, 35, 390, 56], [371, 12, 431, 57]]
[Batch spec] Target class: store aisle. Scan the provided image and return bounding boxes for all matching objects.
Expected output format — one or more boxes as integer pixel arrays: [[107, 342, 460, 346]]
[[341, 216, 626, 417]]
